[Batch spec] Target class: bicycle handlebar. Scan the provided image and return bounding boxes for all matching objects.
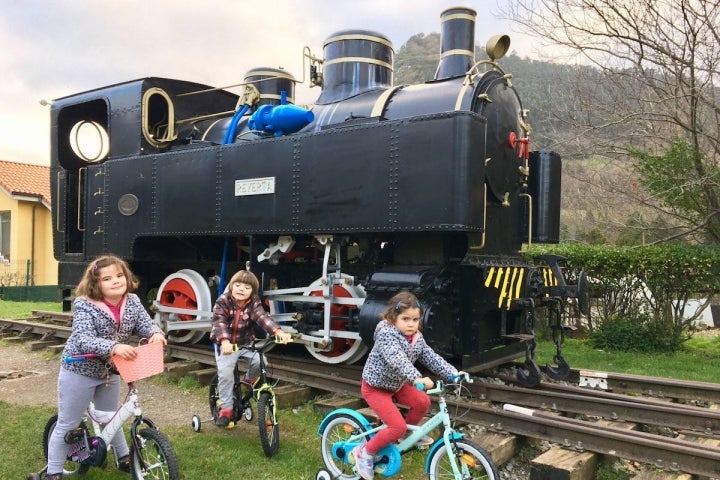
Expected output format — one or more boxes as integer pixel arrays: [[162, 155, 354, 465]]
[[230, 335, 293, 352], [63, 353, 99, 363], [416, 372, 473, 393]]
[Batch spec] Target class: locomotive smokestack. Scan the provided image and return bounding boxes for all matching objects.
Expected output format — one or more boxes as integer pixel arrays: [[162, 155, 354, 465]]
[[434, 7, 477, 80]]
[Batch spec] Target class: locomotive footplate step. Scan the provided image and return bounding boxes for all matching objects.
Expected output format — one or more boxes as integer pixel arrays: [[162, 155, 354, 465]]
[[501, 334, 534, 341]]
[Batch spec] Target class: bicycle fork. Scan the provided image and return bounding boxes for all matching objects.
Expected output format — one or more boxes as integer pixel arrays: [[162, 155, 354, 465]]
[[437, 402, 467, 479]]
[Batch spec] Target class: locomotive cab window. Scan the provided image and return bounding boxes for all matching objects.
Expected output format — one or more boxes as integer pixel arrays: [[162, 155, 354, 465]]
[[69, 120, 109, 163], [142, 87, 177, 147]]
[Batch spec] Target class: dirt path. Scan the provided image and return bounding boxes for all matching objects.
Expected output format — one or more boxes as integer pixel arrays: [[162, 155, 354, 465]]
[[0, 343, 209, 427]]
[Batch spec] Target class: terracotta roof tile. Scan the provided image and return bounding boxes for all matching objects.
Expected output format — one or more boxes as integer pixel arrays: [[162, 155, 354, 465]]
[[0, 160, 51, 205]]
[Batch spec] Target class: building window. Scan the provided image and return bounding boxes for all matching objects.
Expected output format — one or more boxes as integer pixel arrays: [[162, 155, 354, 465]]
[[0, 211, 9, 260]]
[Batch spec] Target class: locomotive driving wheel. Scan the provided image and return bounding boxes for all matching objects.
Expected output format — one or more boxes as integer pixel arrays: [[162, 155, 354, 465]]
[[304, 276, 368, 364], [155, 269, 212, 344]]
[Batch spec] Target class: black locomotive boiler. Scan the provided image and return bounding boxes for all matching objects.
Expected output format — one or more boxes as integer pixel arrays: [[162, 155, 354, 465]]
[[50, 7, 587, 386]]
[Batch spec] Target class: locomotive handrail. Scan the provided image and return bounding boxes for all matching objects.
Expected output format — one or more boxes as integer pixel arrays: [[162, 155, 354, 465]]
[[520, 192, 532, 247], [150, 301, 214, 318], [77, 167, 86, 232], [55, 171, 64, 233]]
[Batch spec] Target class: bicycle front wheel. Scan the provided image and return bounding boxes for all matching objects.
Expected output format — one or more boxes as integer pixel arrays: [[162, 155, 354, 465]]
[[427, 439, 498, 480], [130, 427, 180, 480], [257, 391, 279, 457]]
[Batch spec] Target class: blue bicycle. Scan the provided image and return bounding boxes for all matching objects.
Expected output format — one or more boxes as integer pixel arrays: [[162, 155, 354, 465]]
[[316, 373, 498, 480]]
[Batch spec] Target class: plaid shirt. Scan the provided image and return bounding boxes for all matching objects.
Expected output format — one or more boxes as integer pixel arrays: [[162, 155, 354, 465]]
[[210, 293, 280, 346]]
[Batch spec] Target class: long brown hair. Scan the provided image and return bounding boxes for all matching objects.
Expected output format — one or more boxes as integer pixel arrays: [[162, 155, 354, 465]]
[[75, 255, 138, 300]]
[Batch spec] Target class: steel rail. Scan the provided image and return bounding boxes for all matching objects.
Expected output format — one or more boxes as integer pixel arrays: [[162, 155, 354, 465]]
[[474, 381, 720, 434], [476, 403, 720, 478]]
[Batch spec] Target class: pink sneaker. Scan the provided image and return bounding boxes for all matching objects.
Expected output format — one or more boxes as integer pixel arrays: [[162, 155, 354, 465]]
[[351, 445, 374, 480]]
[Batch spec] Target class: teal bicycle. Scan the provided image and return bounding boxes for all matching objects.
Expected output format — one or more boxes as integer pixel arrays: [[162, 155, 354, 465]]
[[316, 373, 498, 480]]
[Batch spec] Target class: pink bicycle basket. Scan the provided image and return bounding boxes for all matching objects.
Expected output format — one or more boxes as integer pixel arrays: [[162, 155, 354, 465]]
[[112, 342, 165, 383]]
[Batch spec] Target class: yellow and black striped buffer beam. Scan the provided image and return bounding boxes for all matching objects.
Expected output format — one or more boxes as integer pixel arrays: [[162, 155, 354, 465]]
[[483, 266, 560, 308], [541, 267, 559, 288], [484, 266, 525, 309]]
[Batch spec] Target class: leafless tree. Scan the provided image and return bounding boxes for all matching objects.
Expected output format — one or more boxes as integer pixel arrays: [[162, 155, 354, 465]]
[[499, 0, 720, 243]]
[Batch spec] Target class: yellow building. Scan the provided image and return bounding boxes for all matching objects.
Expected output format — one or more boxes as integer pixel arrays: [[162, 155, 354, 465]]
[[0, 159, 58, 286]]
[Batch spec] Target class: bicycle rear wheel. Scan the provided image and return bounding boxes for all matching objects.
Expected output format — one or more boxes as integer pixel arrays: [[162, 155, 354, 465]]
[[130, 427, 180, 480], [257, 391, 279, 457], [318, 412, 368, 480], [427, 439, 498, 480]]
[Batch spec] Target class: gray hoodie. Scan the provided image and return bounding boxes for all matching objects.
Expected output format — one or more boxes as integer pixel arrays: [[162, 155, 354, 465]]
[[361, 320, 458, 392]]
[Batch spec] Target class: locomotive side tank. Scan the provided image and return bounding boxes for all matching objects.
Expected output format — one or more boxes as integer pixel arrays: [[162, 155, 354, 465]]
[[50, 7, 586, 385]]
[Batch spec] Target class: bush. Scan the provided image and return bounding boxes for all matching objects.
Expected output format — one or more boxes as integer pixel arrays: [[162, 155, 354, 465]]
[[590, 315, 683, 353]]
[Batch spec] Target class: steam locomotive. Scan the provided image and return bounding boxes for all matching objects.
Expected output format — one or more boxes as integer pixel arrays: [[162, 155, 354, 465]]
[[50, 6, 587, 386]]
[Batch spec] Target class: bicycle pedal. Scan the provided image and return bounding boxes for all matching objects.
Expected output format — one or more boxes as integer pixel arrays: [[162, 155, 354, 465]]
[[63, 428, 85, 443]]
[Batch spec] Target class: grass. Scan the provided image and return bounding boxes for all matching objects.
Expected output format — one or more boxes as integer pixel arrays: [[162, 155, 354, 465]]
[[2, 300, 720, 479], [533, 336, 720, 383], [0, 300, 63, 319]]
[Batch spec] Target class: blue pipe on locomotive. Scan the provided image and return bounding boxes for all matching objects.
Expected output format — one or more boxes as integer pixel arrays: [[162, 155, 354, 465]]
[[48, 6, 587, 387]]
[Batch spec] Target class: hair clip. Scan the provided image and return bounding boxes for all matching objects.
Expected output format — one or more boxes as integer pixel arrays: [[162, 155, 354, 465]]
[[394, 299, 422, 311], [92, 263, 99, 272]]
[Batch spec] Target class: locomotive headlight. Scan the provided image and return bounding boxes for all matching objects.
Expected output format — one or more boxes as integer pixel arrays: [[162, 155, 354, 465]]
[[485, 34, 510, 61], [69, 120, 110, 163]]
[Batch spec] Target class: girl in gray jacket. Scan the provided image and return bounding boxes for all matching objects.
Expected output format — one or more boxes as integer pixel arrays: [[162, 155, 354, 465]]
[[43, 255, 166, 480], [353, 291, 461, 480]]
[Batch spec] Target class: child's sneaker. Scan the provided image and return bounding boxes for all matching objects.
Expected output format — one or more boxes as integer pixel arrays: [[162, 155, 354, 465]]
[[351, 445, 374, 480], [214, 407, 234, 428], [398, 431, 434, 447]]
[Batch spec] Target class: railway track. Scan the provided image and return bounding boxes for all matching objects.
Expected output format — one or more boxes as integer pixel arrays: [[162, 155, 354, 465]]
[[2, 312, 720, 478]]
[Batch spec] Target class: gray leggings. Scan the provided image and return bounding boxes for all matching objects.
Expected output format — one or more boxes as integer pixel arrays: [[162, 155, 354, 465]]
[[46, 368, 129, 474], [214, 344, 263, 410]]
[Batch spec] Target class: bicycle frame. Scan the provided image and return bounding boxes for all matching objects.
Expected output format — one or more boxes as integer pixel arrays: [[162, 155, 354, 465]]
[[84, 382, 157, 466], [193, 338, 283, 457]]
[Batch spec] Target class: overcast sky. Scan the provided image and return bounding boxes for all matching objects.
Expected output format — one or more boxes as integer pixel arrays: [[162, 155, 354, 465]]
[[0, 0, 537, 166]]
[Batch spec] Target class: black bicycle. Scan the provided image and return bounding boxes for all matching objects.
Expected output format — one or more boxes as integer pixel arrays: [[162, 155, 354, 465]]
[[191, 338, 281, 457]]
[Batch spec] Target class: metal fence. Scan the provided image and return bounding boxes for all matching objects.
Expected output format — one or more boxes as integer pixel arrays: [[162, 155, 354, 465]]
[[0, 258, 61, 301], [0, 258, 34, 286]]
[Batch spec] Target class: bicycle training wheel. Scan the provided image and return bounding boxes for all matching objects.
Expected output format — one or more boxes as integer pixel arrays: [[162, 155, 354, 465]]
[[427, 439, 499, 480], [319, 413, 368, 480], [42, 414, 91, 476], [130, 427, 181, 480], [257, 391, 279, 457]]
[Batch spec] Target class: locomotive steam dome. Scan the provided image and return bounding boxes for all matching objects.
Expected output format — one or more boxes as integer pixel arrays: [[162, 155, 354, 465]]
[[316, 29, 394, 104]]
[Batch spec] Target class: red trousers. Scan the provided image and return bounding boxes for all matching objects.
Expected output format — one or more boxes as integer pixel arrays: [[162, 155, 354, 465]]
[[361, 380, 430, 455]]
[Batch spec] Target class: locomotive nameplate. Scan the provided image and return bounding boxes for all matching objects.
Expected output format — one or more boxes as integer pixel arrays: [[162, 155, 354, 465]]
[[235, 177, 276, 196]]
